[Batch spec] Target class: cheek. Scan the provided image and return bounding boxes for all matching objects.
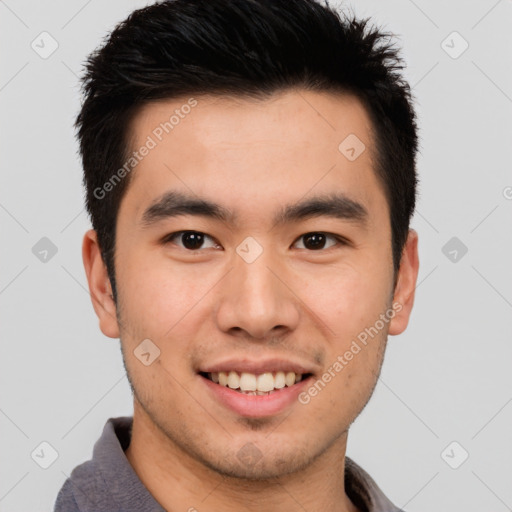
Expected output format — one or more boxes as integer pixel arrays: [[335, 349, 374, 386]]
[[118, 252, 208, 335], [300, 263, 391, 337], [301, 264, 390, 389]]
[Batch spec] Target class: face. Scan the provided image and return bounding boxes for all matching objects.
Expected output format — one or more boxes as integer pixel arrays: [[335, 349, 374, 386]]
[[84, 90, 418, 480]]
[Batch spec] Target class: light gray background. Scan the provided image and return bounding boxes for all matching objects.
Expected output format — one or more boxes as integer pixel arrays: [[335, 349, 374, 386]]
[[1, 0, 511, 510]]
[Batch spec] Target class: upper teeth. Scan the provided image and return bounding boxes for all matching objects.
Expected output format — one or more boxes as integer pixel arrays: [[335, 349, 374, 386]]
[[212, 371, 302, 392]]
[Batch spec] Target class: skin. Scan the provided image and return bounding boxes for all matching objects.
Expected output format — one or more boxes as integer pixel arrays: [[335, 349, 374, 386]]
[[83, 89, 419, 512]]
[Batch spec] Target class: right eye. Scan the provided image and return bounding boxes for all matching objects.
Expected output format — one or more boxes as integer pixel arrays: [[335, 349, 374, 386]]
[[162, 231, 221, 251]]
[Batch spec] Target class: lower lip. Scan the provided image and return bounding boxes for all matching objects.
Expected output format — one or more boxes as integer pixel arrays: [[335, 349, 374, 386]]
[[200, 375, 312, 418]]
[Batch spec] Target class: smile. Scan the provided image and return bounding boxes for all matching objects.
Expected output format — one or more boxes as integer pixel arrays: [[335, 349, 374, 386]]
[[198, 369, 314, 417], [201, 371, 311, 395]]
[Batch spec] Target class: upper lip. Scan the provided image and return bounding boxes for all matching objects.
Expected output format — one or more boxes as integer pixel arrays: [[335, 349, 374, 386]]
[[198, 357, 318, 376]]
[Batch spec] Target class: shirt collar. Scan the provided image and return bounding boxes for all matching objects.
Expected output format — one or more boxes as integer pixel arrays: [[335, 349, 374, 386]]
[[94, 416, 403, 512]]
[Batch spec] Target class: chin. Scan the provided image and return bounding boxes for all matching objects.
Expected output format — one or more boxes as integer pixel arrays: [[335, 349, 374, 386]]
[[199, 446, 314, 481]]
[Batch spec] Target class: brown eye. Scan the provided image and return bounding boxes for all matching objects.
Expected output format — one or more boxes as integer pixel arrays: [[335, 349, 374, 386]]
[[164, 231, 219, 250], [293, 232, 341, 251]]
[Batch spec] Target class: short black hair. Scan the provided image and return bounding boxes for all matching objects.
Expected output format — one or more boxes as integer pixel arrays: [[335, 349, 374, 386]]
[[76, 0, 418, 302]]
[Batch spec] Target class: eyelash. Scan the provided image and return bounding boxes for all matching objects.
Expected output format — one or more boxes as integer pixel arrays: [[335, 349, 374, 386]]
[[161, 231, 348, 252]]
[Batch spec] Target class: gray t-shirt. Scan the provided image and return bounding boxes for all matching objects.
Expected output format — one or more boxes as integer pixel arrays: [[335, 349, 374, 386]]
[[54, 417, 404, 512]]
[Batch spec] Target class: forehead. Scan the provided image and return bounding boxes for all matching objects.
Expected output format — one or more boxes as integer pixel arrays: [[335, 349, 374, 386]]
[[121, 90, 387, 227]]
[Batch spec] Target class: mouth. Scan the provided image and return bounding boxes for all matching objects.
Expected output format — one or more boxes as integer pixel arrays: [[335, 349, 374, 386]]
[[196, 357, 318, 417], [198, 367, 314, 417], [199, 370, 313, 396]]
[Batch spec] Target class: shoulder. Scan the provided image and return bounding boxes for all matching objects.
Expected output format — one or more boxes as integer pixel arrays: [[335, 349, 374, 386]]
[[53, 456, 120, 512], [53, 472, 82, 512]]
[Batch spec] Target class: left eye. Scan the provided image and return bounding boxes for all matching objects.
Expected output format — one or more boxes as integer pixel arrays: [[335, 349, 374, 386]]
[[293, 232, 341, 251], [162, 231, 344, 251]]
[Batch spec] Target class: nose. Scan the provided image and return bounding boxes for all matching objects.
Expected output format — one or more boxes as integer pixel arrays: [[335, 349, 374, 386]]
[[214, 246, 301, 341]]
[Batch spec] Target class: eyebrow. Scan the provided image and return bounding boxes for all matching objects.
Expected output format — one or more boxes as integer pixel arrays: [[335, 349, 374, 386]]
[[140, 190, 368, 229]]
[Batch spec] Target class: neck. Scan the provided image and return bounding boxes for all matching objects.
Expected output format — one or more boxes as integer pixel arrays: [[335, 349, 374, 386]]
[[125, 403, 360, 512]]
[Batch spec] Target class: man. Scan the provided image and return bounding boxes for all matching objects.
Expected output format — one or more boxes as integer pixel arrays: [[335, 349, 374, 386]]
[[55, 0, 419, 510]]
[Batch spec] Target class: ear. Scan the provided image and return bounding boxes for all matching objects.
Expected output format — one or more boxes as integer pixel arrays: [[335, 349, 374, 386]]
[[388, 229, 419, 336], [82, 229, 120, 339]]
